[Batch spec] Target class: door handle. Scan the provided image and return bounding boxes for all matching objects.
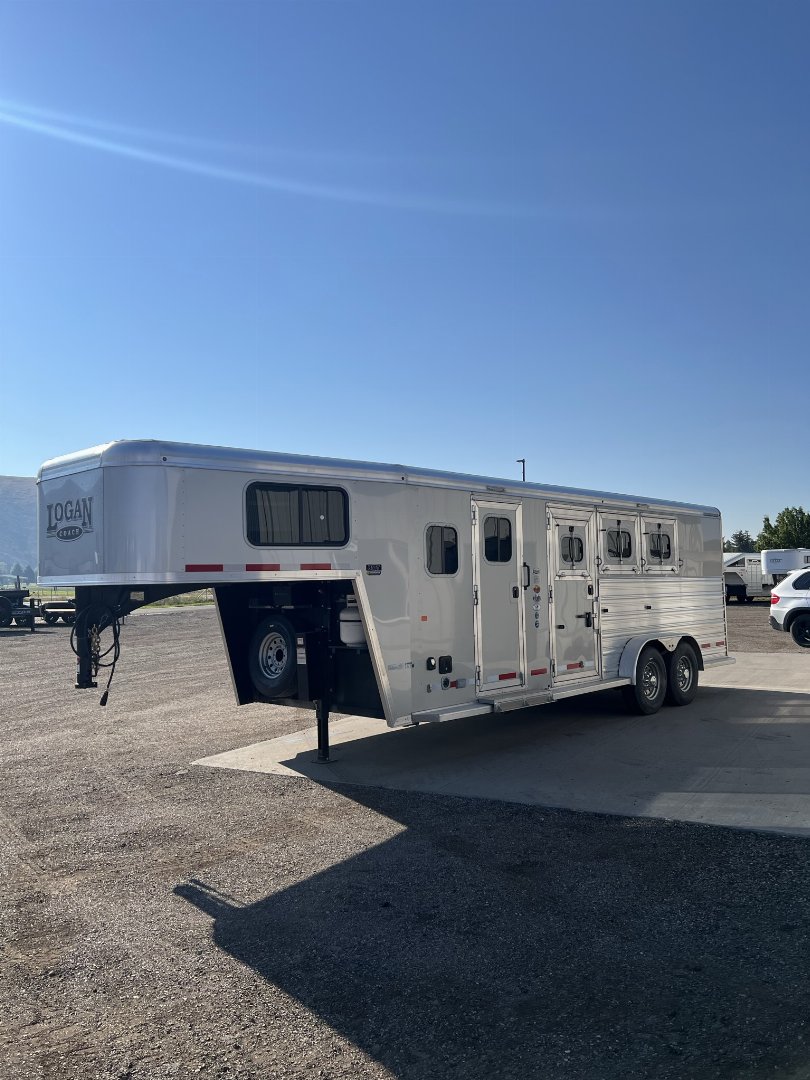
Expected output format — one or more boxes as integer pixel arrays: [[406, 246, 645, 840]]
[[522, 562, 531, 589], [576, 612, 593, 628]]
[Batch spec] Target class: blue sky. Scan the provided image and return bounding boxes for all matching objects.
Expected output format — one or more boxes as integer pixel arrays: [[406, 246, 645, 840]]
[[0, 0, 807, 537]]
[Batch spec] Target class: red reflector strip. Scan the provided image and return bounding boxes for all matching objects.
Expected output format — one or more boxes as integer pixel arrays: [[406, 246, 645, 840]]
[[300, 563, 331, 571], [567, 661, 584, 670], [716, 640, 725, 647], [246, 563, 281, 571], [449, 680, 458, 689], [499, 672, 518, 681], [420, 615, 428, 622], [531, 667, 548, 676], [701, 643, 711, 649], [185, 564, 223, 572]]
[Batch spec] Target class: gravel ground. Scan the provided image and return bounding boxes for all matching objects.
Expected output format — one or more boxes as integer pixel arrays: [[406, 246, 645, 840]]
[[1, 606, 809, 1080]]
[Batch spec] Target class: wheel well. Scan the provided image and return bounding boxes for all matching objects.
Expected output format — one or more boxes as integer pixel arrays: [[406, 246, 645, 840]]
[[784, 608, 810, 633]]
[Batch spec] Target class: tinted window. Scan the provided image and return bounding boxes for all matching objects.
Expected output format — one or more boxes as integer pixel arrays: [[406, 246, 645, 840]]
[[561, 535, 584, 564], [650, 532, 672, 561], [792, 571, 810, 590], [427, 525, 458, 575], [607, 529, 632, 560], [484, 517, 512, 562], [246, 483, 348, 546]]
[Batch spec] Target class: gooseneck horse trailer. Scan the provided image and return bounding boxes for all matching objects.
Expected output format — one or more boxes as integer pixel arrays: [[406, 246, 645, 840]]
[[38, 441, 731, 758]]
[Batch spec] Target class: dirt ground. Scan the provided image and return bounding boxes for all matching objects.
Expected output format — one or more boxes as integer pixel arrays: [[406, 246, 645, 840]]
[[1, 606, 809, 1080]]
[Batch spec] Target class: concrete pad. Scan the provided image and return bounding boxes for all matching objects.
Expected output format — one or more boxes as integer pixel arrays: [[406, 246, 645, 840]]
[[194, 651, 810, 837]]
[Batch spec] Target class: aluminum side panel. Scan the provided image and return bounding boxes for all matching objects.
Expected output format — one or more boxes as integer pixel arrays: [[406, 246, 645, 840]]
[[599, 577, 727, 676]]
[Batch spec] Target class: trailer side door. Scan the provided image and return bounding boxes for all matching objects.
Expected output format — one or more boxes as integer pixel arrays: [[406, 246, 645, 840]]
[[548, 507, 600, 682], [472, 499, 525, 691]]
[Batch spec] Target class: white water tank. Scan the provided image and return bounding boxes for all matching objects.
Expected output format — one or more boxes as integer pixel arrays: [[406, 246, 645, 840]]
[[339, 599, 365, 646]]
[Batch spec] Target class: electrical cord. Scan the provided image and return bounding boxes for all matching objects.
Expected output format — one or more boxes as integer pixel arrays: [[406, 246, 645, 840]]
[[70, 604, 123, 706]]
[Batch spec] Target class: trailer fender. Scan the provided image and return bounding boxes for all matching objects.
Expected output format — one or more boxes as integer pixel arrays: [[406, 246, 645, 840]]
[[618, 636, 678, 684], [619, 635, 706, 682]]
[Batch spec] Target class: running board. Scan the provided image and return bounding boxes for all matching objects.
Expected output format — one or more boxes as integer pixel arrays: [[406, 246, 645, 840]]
[[411, 676, 645, 724], [476, 689, 554, 713], [410, 702, 494, 724]]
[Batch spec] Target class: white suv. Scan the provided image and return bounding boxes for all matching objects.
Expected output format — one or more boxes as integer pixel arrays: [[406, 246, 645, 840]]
[[769, 568, 810, 648]]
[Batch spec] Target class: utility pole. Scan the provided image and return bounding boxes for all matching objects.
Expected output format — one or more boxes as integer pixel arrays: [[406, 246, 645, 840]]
[[516, 458, 526, 482]]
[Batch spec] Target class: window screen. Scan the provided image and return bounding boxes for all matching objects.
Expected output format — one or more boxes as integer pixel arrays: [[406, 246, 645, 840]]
[[426, 525, 458, 575], [246, 483, 348, 546], [484, 517, 512, 563], [649, 532, 672, 561], [561, 535, 584, 564], [606, 529, 632, 560]]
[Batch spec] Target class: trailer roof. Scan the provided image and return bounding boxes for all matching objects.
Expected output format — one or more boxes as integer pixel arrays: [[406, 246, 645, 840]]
[[39, 439, 721, 516]]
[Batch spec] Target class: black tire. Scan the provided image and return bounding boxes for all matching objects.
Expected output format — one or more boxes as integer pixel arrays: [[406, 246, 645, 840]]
[[0, 597, 12, 628], [248, 614, 297, 698], [790, 614, 810, 649], [14, 615, 31, 627], [41, 608, 60, 625], [61, 611, 76, 626], [665, 642, 699, 706], [622, 646, 668, 715]]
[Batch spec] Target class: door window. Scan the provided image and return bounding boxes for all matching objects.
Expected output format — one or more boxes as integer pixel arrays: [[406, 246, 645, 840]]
[[561, 535, 584, 565], [484, 517, 512, 562]]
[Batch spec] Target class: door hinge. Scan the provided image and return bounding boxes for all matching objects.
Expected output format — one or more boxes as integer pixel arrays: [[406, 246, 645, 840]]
[[473, 584, 479, 606], [472, 506, 478, 523]]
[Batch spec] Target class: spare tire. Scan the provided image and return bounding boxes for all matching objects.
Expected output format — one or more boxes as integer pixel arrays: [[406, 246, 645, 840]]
[[248, 614, 297, 698]]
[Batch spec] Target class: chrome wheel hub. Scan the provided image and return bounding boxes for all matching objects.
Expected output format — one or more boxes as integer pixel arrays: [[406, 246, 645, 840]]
[[258, 632, 288, 680], [641, 661, 659, 701], [675, 656, 693, 693]]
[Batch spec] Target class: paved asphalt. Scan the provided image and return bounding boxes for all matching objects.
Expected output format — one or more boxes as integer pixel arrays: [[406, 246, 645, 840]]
[[1, 604, 809, 1080]]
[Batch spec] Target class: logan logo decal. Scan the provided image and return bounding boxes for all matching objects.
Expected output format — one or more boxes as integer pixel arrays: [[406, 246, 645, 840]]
[[46, 497, 94, 541]]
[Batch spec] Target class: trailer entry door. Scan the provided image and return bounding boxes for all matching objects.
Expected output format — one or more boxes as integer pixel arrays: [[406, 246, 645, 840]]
[[548, 507, 600, 683], [472, 499, 524, 692]]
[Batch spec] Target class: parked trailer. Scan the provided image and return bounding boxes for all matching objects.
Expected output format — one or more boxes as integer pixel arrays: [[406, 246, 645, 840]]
[[0, 586, 76, 628], [38, 441, 732, 758], [761, 548, 810, 585], [723, 553, 771, 603], [0, 585, 30, 628]]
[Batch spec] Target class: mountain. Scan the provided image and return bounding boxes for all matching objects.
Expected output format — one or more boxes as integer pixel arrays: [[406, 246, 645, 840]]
[[0, 476, 37, 576]]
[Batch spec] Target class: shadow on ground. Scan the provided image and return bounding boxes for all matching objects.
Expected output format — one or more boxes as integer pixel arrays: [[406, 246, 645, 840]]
[[176, 780, 810, 1080]]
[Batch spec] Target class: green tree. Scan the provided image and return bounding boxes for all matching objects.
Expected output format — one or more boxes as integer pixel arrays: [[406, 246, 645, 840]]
[[23, 564, 36, 583], [756, 507, 810, 551], [728, 529, 756, 552]]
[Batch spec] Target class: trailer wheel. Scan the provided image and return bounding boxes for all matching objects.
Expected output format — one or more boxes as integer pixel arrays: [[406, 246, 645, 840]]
[[61, 611, 77, 626], [790, 615, 810, 649], [14, 615, 31, 627], [665, 642, 699, 706], [42, 609, 60, 625], [249, 615, 297, 698], [622, 646, 667, 715], [0, 597, 12, 628]]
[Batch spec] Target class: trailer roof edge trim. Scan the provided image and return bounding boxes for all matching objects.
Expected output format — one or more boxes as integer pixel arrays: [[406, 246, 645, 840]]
[[37, 439, 721, 516]]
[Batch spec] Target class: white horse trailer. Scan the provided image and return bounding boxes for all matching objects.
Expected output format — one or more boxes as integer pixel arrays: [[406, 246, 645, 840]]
[[38, 441, 731, 759], [761, 549, 810, 584], [723, 553, 771, 603]]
